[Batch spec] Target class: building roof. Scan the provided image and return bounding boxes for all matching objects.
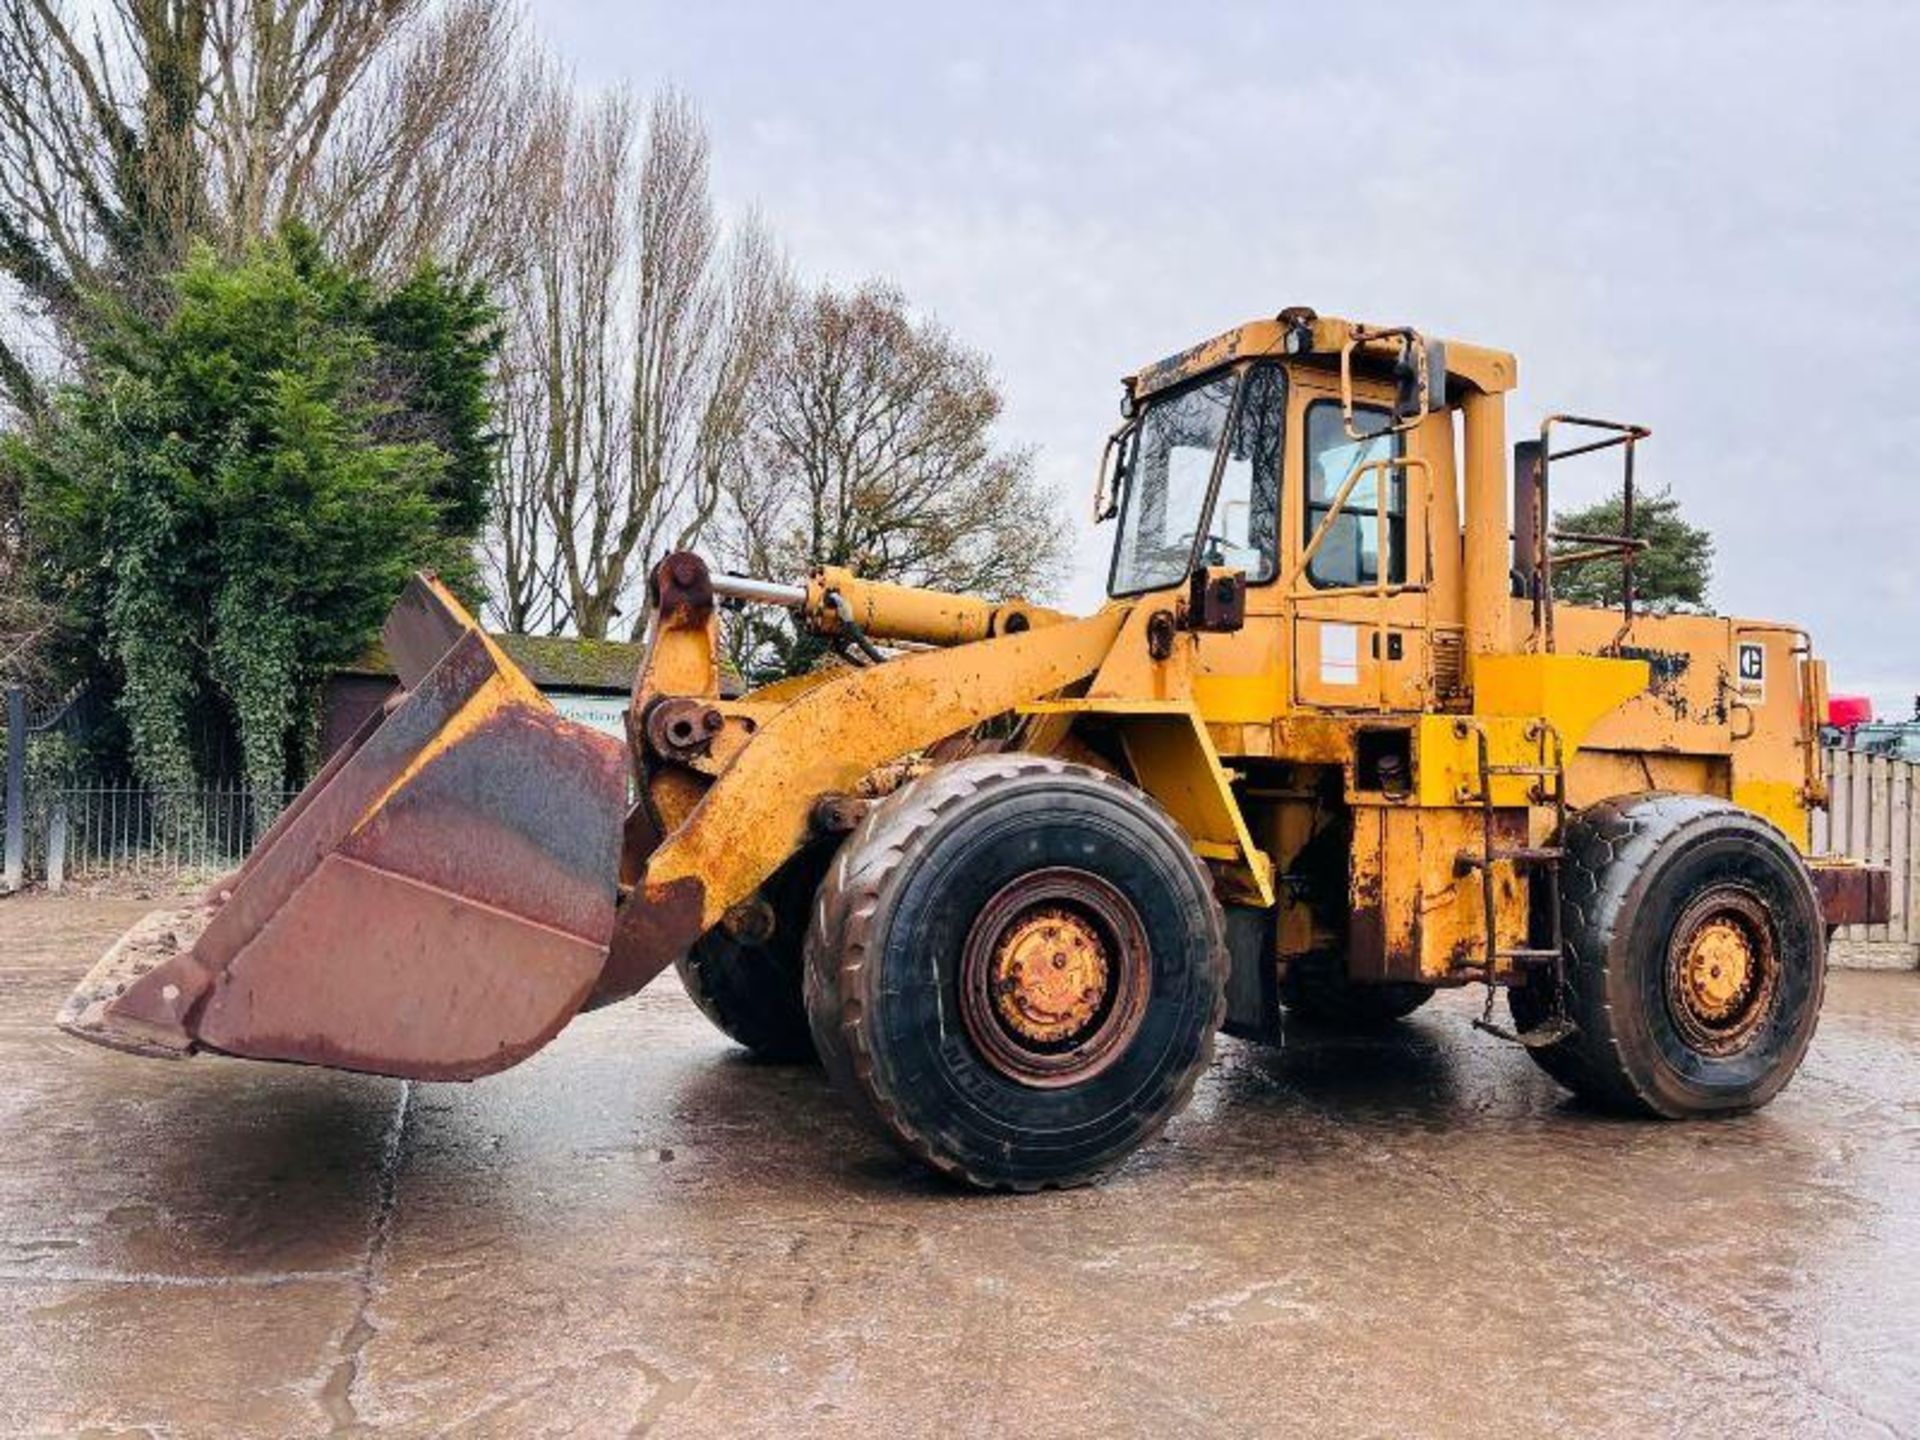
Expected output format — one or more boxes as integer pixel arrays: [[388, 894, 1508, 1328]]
[[342, 632, 643, 695], [492, 634, 645, 693], [341, 631, 748, 699]]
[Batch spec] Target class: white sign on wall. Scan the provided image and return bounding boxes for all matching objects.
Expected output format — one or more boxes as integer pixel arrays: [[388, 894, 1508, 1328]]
[[547, 693, 628, 739]]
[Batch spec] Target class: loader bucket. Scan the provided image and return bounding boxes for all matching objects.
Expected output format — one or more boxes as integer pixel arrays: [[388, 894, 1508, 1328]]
[[56, 576, 629, 1080]]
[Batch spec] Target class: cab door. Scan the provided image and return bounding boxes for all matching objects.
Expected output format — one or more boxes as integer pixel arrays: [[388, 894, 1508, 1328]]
[[1287, 377, 1434, 713], [1185, 363, 1291, 725]]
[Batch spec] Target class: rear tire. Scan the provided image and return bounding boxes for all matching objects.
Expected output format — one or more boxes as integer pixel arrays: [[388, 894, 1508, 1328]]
[[1510, 793, 1825, 1116], [804, 755, 1227, 1191], [675, 844, 831, 1062], [1282, 952, 1433, 1029]]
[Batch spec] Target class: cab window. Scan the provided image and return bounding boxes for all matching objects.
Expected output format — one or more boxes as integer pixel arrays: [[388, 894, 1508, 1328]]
[[1206, 363, 1284, 582], [1304, 401, 1404, 589], [1107, 364, 1286, 595]]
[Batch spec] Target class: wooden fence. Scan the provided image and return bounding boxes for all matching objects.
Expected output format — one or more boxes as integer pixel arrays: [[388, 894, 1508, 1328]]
[[1815, 748, 1920, 962]]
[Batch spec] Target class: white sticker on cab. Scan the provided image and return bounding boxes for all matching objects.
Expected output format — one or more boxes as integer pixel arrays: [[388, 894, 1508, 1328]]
[[1321, 623, 1359, 686]]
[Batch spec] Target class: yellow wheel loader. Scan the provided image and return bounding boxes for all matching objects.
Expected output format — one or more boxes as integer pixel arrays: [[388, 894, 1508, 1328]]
[[58, 308, 1891, 1190]]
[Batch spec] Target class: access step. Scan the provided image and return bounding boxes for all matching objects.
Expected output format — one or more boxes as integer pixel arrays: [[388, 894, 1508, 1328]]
[[1455, 845, 1565, 872], [1472, 1014, 1578, 1049], [1496, 946, 1564, 965]]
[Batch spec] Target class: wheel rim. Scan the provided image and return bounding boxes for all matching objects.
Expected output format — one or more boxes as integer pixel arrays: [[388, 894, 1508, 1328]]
[[958, 867, 1150, 1087], [1664, 886, 1780, 1056]]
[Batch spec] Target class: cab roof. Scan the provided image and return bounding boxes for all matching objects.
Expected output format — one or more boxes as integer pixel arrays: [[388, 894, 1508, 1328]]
[[1126, 309, 1518, 405]]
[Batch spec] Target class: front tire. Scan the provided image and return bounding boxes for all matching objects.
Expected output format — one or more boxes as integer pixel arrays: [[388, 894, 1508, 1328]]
[[674, 844, 832, 1062], [1510, 793, 1825, 1116], [804, 755, 1227, 1191]]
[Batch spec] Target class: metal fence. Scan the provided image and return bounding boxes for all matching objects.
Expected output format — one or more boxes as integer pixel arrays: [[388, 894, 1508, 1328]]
[[30, 782, 296, 890], [1816, 748, 1920, 959], [2, 682, 301, 892]]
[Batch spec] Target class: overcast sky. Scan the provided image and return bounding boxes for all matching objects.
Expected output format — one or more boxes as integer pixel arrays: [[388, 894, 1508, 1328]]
[[542, 0, 1919, 713]]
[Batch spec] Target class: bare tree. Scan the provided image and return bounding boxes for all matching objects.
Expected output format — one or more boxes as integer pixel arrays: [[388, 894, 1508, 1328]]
[[0, 0, 526, 416], [484, 87, 779, 638], [484, 79, 624, 635], [304, 0, 537, 281], [721, 280, 1070, 680]]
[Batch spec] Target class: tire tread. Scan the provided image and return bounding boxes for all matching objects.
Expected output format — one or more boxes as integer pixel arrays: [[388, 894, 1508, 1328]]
[[1513, 792, 1825, 1116], [804, 754, 1228, 1191]]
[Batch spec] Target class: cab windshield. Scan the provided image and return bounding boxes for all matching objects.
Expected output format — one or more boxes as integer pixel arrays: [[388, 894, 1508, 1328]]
[[1107, 364, 1284, 596]]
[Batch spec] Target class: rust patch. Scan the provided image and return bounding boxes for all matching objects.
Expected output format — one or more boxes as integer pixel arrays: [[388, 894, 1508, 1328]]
[[957, 868, 1151, 1088], [1445, 934, 1484, 975], [591, 873, 708, 1009], [809, 793, 868, 835], [1811, 864, 1892, 928], [192, 856, 606, 1081], [1132, 326, 1248, 398], [342, 703, 624, 945], [644, 697, 725, 763], [1347, 859, 1386, 983], [1348, 902, 1386, 983], [652, 551, 715, 623], [54, 905, 218, 1056], [382, 573, 471, 688], [620, 801, 664, 888], [59, 574, 627, 1082]]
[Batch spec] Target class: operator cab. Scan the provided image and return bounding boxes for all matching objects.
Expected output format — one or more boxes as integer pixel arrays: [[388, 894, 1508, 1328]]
[[1097, 311, 1446, 607]]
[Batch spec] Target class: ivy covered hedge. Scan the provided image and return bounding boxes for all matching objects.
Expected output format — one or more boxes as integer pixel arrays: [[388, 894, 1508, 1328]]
[[7, 228, 498, 809]]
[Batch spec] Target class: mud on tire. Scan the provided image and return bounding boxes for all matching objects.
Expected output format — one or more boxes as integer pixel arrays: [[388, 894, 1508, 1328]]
[[803, 755, 1228, 1191], [1509, 793, 1825, 1117]]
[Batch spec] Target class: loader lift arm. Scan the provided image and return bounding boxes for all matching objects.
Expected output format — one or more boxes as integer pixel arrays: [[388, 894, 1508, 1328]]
[[598, 554, 1129, 1006]]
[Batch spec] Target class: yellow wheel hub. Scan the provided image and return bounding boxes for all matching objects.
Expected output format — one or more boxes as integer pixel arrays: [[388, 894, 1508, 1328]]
[[1680, 918, 1755, 1022], [961, 868, 1151, 1087], [990, 905, 1110, 1045]]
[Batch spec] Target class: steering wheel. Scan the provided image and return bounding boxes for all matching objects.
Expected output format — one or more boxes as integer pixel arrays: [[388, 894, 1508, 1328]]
[[1170, 530, 1234, 567]]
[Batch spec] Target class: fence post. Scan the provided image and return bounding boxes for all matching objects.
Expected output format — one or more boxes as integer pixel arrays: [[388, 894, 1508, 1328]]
[[1888, 760, 1910, 947], [1868, 754, 1891, 943], [46, 801, 66, 894], [1907, 760, 1920, 949], [3, 686, 23, 893]]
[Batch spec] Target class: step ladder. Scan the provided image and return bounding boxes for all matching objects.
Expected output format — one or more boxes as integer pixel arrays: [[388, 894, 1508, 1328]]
[[1452, 719, 1577, 1048]]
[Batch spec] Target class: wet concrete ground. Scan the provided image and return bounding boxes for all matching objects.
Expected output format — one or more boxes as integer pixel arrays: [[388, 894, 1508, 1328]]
[[4, 895, 1918, 1438]]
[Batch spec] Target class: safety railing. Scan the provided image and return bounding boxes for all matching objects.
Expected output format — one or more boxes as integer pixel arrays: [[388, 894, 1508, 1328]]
[[1514, 414, 1651, 653]]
